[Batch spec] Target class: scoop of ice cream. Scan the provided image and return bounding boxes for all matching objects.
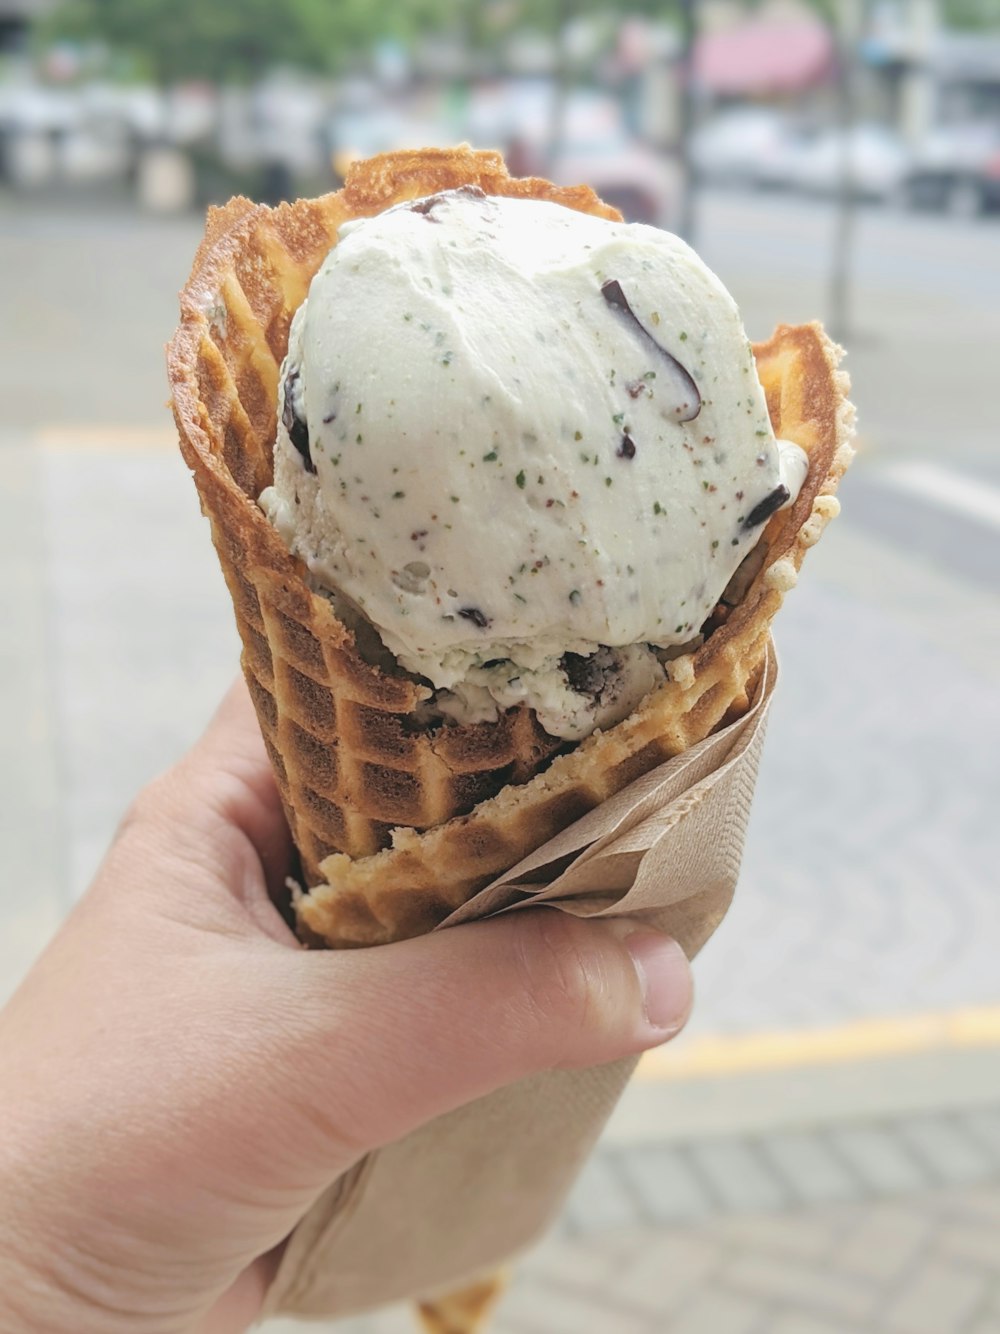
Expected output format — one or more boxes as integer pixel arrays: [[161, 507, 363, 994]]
[[260, 186, 806, 739]]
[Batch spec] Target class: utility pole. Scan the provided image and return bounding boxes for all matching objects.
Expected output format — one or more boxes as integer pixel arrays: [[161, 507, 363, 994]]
[[676, 0, 699, 244], [900, 0, 938, 148], [547, 0, 573, 172], [828, 0, 864, 344]]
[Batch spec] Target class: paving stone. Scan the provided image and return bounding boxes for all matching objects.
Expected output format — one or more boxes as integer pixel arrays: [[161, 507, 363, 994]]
[[494, 1275, 654, 1334], [616, 1145, 715, 1225], [757, 1131, 861, 1205], [964, 1318, 1000, 1334], [721, 1251, 875, 1324], [895, 1116, 995, 1187], [669, 1288, 773, 1334], [973, 1281, 1000, 1324], [688, 1140, 789, 1214], [609, 1232, 723, 1317], [520, 1231, 643, 1295], [717, 1209, 852, 1264], [827, 1124, 928, 1195], [763, 1312, 855, 1334], [830, 1201, 931, 1282], [942, 1187, 1000, 1228], [881, 1258, 989, 1334], [936, 1220, 1000, 1270], [564, 1151, 640, 1234], [959, 1110, 1000, 1166]]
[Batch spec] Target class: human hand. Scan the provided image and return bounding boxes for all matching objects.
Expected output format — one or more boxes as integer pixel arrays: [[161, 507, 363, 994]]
[[0, 681, 692, 1334]]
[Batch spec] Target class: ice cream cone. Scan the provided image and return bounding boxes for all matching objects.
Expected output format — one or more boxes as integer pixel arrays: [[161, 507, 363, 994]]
[[168, 147, 854, 950], [170, 153, 852, 1329]]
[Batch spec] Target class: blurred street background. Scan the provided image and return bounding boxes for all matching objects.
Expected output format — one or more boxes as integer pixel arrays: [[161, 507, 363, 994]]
[[3, 0, 1000, 1331]]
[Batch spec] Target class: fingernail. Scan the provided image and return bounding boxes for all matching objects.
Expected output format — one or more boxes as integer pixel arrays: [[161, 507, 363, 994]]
[[625, 932, 692, 1035]]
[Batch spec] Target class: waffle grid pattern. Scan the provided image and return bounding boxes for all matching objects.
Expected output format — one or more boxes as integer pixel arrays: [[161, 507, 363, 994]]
[[170, 152, 619, 885], [168, 148, 854, 948], [233, 549, 562, 875], [301, 626, 771, 946]]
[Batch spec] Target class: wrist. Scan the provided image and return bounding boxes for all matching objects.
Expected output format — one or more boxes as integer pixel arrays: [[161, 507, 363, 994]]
[[0, 1135, 185, 1334], [0, 1129, 69, 1330], [0, 1241, 194, 1334]]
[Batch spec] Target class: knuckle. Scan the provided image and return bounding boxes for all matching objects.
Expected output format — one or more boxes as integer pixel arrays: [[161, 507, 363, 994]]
[[114, 776, 165, 843], [112, 767, 188, 858]]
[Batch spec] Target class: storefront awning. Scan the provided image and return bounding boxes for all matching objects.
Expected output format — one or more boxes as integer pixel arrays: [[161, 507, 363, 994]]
[[694, 18, 835, 95]]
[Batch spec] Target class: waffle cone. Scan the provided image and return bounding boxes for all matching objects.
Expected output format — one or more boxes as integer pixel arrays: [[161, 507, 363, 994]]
[[169, 147, 854, 950]]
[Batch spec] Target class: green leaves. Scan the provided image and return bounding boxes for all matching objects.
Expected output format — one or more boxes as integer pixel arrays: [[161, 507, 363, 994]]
[[46, 0, 996, 95], [42, 0, 693, 84], [42, 0, 426, 83], [942, 0, 1000, 27]]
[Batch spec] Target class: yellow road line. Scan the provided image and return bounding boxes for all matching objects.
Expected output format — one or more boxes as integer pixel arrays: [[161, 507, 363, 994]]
[[637, 1004, 1000, 1082], [36, 425, 176, 451]]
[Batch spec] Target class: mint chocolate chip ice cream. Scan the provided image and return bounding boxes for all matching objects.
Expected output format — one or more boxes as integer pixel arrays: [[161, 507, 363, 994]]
[[260, 186, 806, 740]]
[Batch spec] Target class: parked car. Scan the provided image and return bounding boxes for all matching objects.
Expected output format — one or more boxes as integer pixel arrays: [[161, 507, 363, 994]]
[[757, 123, 910, 202], [0, 82, 84, 186], [690, 108, 793, 187], [466, 80, 674, 225], [902, 122, 1000, 217], [549, 136, 677, 226]]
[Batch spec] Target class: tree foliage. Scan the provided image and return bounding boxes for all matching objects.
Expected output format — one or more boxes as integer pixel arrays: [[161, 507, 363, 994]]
[[43, 0, 454, 84], [43, 0, 688, 84], [941, 0, 1000, 27], [42, 0, 1000, 87]]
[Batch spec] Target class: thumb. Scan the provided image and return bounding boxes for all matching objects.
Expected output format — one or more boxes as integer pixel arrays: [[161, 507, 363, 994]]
[[273, 910, 692, 1158]]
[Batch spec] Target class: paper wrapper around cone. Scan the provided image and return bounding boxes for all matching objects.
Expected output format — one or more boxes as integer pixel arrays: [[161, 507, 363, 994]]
[[261, 649, 775, 1320], [166, 148, 854, 1322]]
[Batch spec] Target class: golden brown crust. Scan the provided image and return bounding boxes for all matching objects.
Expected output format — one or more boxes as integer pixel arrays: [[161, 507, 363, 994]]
[[168, 147, 854, 947]]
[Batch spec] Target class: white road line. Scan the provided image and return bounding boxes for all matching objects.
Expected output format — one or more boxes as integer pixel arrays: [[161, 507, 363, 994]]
[[879, 460, 1000, 532]]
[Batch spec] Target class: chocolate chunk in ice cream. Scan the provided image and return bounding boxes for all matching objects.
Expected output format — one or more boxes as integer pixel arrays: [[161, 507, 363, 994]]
[[742, 484, 790, 530], [601, 278, 702, 423], [281, 367, 314, 473]]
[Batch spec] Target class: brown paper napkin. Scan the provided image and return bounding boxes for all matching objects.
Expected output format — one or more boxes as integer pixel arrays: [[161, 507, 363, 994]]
[[263, 644, 777, 1320]]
